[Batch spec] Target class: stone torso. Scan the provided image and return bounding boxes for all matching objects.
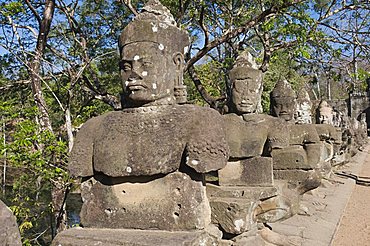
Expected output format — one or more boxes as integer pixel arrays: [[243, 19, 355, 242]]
[[69, 104, 228, 177], [224, 113, 289, 158]]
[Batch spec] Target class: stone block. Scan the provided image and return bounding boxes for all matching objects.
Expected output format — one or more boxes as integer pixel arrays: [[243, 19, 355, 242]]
[[218, 157, 273, 186], [80, 172, 211, 230], [271, 146, 309, 169], [210, 197, 257, 235], [206, 184, 278, 201], [304, 143, 323, 167], [273, 170, 311, 181], [52, 227, 217, 246], [255, 195, 300, 223]]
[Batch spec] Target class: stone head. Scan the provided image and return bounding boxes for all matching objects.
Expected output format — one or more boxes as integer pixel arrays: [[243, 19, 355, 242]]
[[229, 51, 263, 114], [270, 79, 297, 122], [119, 0, 190, 107], [317, 100, 333, 125], [294, 87, 312, 124]]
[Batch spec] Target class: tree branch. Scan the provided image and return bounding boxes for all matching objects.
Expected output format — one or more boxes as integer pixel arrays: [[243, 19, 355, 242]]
[[187, 65, 226, 110], [120, 0, 138, 16], [184, 0, 305, 71]]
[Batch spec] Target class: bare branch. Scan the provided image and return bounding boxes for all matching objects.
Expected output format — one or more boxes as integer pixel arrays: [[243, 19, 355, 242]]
[[24, 0, 42, 26], [120, 0, 138, 16], [199, 5, 209, 47], [185, 0, 305, 71], [187, 65, 226, 110]]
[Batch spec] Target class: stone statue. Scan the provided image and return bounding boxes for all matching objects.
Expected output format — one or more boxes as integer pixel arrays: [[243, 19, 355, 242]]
[[270, 79, 297, 122], [295, 87, 312, 124], [54, 1, 229, 245], [209, 51, 302, 238], [223, 51, 289, 182], [317, 100, 334, 125]]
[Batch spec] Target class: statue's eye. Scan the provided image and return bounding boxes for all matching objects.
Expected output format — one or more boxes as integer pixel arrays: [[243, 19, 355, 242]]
[[120, 61, 132, 71], [233, 81, 245, 91], [142, 61, 153, 67]]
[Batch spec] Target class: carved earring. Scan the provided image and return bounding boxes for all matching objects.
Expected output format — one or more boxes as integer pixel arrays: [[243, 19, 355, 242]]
[[173, 52, 187, 104]]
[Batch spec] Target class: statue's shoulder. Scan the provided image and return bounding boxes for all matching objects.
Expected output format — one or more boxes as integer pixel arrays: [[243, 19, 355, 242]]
[[173, 104, 223, 122]]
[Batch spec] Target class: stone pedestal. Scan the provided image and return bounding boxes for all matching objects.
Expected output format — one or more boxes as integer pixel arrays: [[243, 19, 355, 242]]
[[80, 172, 211, 230], [52, 227, 217, 246], [219, 157, 273, 187], [271, 146, 309, 169], [206, 185, 278, 235]]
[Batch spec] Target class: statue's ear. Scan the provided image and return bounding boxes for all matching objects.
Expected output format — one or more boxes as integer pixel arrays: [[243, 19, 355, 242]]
[[172, 52, 184, 70]]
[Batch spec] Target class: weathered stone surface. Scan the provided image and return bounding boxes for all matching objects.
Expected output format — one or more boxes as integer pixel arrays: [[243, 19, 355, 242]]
[[289, 124, 320, 145], [305, 143, 324, 167], [52, 227, 217, 246], [206, 184, 278, 201], [232, 233, 265, 246], [223, 114, 266, 158], [210, 197, 257, 234], [218, 157, 273, 186], [254, 180, 302, 223], [69, 105, 228, 177], [273, 170, 311, 181], [271, 146, 309, 169], [224, 113, 289, 158], [228, 51, 263, 115], [255, 195, 298, 223], [80, 172, 211, 230], [0, 200, 22, 246], [315, 124, 342, 143]]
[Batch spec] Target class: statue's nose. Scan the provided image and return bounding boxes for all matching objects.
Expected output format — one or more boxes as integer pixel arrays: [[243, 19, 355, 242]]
[[128, 70, 142, 80]]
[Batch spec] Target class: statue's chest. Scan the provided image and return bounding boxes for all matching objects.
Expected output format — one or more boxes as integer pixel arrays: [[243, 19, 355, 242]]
[[93, 111, 188, 177], [224, 114, 269, 158]]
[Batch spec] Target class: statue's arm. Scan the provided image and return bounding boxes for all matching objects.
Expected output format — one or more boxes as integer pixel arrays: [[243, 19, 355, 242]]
[[68, 117, 101, 177], [186, 108, 229, 173]]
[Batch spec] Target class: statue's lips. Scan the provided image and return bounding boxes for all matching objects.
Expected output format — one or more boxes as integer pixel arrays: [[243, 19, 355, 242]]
[[279, 112, 290, 116], [128, 84, 146, 91], [239, 103, 253, 107]]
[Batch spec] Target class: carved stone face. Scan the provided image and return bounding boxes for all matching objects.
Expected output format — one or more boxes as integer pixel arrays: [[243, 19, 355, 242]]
[[271, 97, 296, 122], [295, 102, 312, 124], [230, 67, 262, 114], [120, 42, 177, 107], [319, 112, 332, 124], [318, 101, 333, 125]]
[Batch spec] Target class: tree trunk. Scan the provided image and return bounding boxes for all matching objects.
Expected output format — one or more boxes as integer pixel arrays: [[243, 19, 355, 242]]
[[29, 0, 55, 133], [27, 0, 68, 236]]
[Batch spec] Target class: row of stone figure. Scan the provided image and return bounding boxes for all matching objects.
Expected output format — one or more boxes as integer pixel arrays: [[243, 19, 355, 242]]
[[52, 1, 367, 245]]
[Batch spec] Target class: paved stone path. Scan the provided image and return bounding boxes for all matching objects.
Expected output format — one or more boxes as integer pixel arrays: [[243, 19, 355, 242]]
[[332, 145, 370, 246], [268, 144, 369, 246]]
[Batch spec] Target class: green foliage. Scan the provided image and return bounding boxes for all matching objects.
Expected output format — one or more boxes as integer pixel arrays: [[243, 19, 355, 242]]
[[0, 100, 70, 245], [185, 60, 227, 106], [262, 51, 308, 112], [0, 1, 24, 17]]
